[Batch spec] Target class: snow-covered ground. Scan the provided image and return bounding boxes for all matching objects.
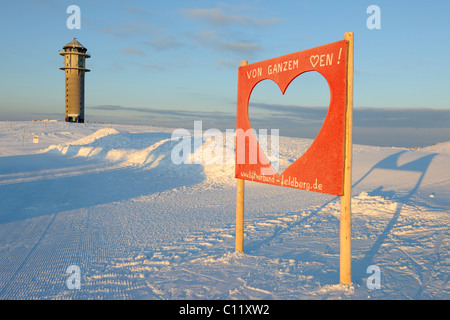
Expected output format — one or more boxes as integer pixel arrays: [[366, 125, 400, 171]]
[[0, 120, 448, 300]]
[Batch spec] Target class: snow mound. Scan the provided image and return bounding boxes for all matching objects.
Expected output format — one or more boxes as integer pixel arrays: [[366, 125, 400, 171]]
[[42, 127, 238, 186], [41, 129, 207, 184], [420, 141, 450, 154], [43, 128, 120, 155], [70, 128, 120, 145]]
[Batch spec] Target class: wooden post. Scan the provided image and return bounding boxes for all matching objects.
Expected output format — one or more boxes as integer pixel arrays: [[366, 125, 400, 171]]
[[236, 60, 248, 253], [236, 178, 245, 253], [340, 32, 354, 285]]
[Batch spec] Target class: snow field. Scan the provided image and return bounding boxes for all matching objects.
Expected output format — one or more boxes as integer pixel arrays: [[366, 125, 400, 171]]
[[0, 121, 448, 300]]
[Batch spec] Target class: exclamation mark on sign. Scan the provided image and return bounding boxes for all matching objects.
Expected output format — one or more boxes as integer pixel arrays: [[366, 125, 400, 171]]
[[338, 48, 342, 64]]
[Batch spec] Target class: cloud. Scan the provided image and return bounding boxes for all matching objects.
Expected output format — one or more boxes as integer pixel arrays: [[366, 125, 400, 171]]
[[180, 6, 279, 57], [89, 105, 235, 122], [214, 59, 242, 69], [246, 104, 450, 146], [29, 0, 63, 14], [123, 6, 154, 16], [134, 63, 165, 71], [189, 30, 261, 56], [250, 103, 328, 119], [353, 107, 450, 128], [100, 21, 151, 38], [219, 42, 261, 54], [91, 105, 450, 130], [88, 105, 450, 148], [143, 34, 185, 51], [352, 127, 450, 148], [119, 47, 145, 56], [250, 103, 450, 129], [180, 8, 280, 27]]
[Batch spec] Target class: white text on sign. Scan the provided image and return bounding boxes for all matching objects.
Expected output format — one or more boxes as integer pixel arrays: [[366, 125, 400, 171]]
[[310, 48, 343, 67], [245, 48, 344, 80], [246, 59, 299, 79]]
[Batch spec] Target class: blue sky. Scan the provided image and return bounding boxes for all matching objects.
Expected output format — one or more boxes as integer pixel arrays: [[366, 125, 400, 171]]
[[0, 0, 449, 147]]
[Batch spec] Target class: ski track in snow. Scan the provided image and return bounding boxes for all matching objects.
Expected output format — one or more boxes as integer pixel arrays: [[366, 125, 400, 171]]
[[0, 121, 448, 300]]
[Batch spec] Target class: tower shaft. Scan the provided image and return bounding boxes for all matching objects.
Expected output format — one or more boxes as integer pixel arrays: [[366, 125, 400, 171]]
[[59, 38, 90, 123]]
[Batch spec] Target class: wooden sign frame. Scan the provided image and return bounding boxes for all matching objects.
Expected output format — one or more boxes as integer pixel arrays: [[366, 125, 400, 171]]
[[235, 33, 354, 285], [236, 39, 348, 196]]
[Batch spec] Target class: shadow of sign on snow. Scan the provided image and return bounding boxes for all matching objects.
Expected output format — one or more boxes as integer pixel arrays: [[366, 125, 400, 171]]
[[244, 150, 437, 287], [0, 132, 205, 224], [351, 150, 438, 281]]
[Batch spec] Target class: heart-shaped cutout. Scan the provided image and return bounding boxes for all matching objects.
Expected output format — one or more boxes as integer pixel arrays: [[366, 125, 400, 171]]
[[248, 72, 331, 175], [236, 39, 348, 196]]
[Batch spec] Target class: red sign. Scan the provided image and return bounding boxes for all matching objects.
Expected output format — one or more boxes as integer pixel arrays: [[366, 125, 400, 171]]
[[236, 40, 349, 196]]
